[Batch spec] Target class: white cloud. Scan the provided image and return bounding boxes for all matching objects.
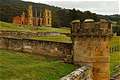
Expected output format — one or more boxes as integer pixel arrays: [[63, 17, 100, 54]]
[[22, 0, 119, 15], [118, 0, 120, 14], [23, 0, 117, 2]]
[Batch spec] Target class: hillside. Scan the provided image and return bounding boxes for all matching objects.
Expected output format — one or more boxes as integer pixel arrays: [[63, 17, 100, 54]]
[[0, 0, 105, 27], [0, 0, 53, 22], [104, 14, 120, 22]]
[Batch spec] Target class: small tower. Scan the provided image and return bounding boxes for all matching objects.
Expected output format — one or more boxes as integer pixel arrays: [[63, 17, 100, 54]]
[[83, 19, 95, 29], [71, 19, 112, 80], [100, 19, 112, 34], [71, 20, 81, 33], [43, 9, 52, 27], [27, 5, 33, 26]]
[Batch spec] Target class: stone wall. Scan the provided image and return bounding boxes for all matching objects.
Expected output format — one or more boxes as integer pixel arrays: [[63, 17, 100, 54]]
[[60, 66, 93, 80], [0, 30, 60, 39], [0, 37, 72, 61]]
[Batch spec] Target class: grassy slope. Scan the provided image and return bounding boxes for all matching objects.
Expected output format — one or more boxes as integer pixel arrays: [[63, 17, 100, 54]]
[[32, 35, 72, 43], [110, 36, 120, 76], [0, 21, 70, 33], [0, 49, 75, 80], [1, 21, 120, 76], [110, 52, 120, 75], [0, 21, 72, 43]]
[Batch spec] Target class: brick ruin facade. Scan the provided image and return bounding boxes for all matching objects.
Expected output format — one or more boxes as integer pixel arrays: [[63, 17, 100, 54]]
[[13, 5, 52, 27], [71, 19, 112, 80]]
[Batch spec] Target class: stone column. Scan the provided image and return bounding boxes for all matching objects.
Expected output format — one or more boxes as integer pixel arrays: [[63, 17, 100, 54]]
[[27, 5, 33, 26], [71, 19, 112, 80]]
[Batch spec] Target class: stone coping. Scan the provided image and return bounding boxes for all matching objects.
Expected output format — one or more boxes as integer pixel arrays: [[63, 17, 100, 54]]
[[0, 36, 72, 44], [60, 66, 93, 80]]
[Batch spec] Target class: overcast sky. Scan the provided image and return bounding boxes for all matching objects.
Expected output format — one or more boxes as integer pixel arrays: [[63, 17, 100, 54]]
[[22, 0, 120, 15]]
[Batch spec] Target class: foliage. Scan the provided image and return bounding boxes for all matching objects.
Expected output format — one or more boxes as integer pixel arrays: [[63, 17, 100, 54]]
[[105, 14, 120, 22], [110, 36, 120, 76], [1, 0, 120, 29], [0, 49, 75, 80], [0, 0, 102, 28], [112, 24, 120, 36], [110, 52, 120, 76]]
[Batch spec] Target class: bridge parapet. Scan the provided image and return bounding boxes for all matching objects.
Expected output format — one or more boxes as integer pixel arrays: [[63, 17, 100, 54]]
[[71, 19, 112, 37], [60, 66, 93, 80]]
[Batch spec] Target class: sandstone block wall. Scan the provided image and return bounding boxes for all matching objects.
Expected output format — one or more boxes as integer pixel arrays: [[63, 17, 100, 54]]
[[0, 37, 72, 61], [71, 19, 112, 80], [73, 37, 110, 80], [60, 66, 93, 80], [0, 30, 60, 39]]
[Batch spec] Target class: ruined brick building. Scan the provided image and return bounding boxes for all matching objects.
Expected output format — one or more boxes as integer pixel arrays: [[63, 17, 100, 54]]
[[13, 5, 52, 27]]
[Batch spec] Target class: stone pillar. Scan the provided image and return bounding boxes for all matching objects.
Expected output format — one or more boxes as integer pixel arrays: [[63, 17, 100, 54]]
[[92, 37, 110, 80], [43, 9, 52, 27], [27, 5, 33, 26], [71, 19, 112, 80]]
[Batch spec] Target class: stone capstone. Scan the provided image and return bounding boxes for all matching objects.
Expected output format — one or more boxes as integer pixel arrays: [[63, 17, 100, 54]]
[[60, 66, 93, 80]]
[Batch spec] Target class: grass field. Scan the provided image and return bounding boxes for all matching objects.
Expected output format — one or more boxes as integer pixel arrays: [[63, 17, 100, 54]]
[[0, 21, 120, 77], [32, 35, 72, 43], [0, 49, 75, 80], [0, 21, 70, 33], [110, 52, 120, 76], [0, 21, 72, 43], [110, 36, 120, 76]]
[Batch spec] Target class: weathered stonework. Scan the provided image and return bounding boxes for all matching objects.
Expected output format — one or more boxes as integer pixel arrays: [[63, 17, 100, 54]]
[[71, 19, 112, 80], [60, 66, 93, 80], [0, 19, 112, 80], [0, 30, 60, 38], [13, 5, 52, 27], [0, 37, 72, 62]]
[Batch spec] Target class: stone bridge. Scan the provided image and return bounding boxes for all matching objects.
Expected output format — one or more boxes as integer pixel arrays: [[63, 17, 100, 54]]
[[60, 66, 93, 80]]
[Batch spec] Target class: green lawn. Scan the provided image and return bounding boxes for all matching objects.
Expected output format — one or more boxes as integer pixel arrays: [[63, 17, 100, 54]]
[[0, 49, 75, 80], [32, 35, 72, 43], [110, 36, 120, 76], [0, 21, 70, 33], [0, 21, 72, 43], [110, 52, 120, 76]]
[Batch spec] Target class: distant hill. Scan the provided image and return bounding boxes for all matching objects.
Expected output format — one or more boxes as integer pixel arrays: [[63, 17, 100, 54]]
[[0, 0, 55, 22], [0, 0, 120, 27], [105, 14, 120, 22]]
